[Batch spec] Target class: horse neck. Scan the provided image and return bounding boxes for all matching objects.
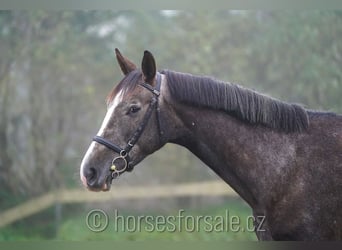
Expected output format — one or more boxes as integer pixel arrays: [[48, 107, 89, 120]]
[[165, 99, 296, 208]]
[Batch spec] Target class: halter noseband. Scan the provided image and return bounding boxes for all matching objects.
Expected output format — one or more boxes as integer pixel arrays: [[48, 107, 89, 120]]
[[92, 73, 163, 179]]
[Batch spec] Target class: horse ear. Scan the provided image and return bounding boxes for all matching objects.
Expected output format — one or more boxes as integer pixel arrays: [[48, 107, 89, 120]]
[[115, 48, 137, 75], [141, 50, 156, 85]]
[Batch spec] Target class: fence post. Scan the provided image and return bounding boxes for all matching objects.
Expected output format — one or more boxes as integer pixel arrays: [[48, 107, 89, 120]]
[[54, 202, 62, 237]]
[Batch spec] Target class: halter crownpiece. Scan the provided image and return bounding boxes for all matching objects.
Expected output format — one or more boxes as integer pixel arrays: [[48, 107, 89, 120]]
[[92, 72, 163, 178]]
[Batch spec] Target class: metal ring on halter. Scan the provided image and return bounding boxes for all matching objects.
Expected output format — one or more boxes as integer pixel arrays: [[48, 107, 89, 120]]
[[120, 150, 127, 157], [111, 155, 128, 173]]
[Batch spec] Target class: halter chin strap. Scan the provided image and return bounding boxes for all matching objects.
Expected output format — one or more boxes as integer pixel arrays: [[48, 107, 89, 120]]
[[92, 73, 163, 177]]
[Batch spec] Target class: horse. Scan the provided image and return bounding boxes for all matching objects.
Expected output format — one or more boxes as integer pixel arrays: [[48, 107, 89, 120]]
[[80, 49, 342, 240]]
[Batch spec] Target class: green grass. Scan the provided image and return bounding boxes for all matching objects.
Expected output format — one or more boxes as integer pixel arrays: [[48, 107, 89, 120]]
[[57, 199, 257, 241], [0, 198, 257, 241]]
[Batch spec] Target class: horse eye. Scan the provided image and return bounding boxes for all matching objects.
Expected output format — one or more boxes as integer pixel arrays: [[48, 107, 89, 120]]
[[128, 105, 141, 114]]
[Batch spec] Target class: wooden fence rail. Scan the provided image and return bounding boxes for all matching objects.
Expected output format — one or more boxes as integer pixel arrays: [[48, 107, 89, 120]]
[[0, 181, 237, 228]]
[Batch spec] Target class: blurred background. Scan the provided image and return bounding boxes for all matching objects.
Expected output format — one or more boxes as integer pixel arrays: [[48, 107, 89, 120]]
[[0, 10, 341, 241]]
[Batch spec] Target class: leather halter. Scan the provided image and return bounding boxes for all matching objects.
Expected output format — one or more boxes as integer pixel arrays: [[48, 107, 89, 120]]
[[93, 73, 163, 178]]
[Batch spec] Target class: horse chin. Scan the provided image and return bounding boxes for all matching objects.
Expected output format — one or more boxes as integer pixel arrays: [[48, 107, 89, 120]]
[[101, 184, 111, 192], [102, 174, 113, 191]]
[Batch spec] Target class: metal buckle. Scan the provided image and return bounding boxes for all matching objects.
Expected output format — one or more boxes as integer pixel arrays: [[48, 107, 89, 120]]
[[152, 89, 160, 96], [127, 140, 134, 147]]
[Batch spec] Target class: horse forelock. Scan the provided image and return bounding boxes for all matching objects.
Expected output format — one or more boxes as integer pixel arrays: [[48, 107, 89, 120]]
[[106, 69, 142, 105]]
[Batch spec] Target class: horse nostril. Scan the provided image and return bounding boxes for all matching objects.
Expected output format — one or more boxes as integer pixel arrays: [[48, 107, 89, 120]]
[[85, 167, 98, 186]]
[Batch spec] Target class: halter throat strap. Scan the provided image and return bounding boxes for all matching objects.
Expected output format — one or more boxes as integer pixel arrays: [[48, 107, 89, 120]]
[[139, 72, 164, 140]]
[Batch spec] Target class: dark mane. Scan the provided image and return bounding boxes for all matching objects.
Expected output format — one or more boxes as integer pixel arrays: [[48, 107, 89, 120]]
[[162, 70, 309, 132]]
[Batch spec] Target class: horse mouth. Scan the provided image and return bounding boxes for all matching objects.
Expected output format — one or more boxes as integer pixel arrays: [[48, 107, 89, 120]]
[[84, 173, 113, 192]]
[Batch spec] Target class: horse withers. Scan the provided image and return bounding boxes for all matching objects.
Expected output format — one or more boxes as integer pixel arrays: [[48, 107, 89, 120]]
[[80, 49, 342, 240]]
